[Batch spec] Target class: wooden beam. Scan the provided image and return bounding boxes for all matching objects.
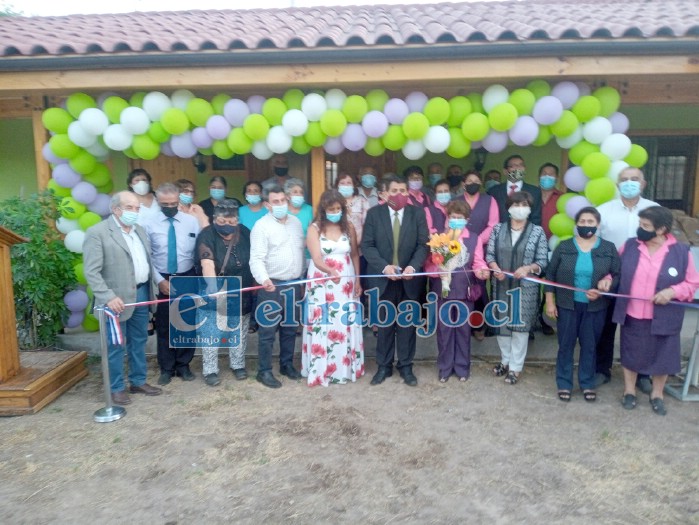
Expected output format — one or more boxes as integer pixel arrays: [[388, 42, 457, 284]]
[[0, 97, 33, 118], [310, 147, 325, 209], [29, 95, 51, 190]]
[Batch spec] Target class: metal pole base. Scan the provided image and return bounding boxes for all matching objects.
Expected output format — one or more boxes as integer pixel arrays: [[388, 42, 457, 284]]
[[93, 405, 127, 423]]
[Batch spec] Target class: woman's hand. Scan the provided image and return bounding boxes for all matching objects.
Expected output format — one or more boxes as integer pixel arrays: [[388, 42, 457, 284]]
[[597, 278, 612, 293], [586, 289, 601, 301], [653, 287, 675, 305], [490, 264, 506, 281], [329, 269, 341, 284], [545, 301, 558, 319], [513, 265, 531, 280], [354, 277, 362, 298], [476, 269, 490, 280]]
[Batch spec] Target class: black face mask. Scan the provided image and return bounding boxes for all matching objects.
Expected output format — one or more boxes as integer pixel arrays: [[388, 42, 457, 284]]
[[447, 175, 463, 188], [577, 226, 597, 239], [636, 227, 656, 242], [274, 167, 289, 177], [465, 183, 480, 196], [214, 223, 238, 236], [161, 206, 178, 218]]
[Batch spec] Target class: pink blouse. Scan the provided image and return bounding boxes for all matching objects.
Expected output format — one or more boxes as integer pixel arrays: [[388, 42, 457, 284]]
[[463, 192, 499, 246]]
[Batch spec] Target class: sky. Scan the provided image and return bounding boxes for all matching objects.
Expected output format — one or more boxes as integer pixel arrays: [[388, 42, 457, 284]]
[[6, 0, 452, 17]]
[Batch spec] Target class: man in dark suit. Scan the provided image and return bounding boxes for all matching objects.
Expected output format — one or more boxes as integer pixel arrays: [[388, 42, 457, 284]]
[[487, 154, 542, 225], [361, 174, 429, 386]]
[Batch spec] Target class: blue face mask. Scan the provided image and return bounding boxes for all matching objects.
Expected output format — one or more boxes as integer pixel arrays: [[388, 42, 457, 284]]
[[449, 218, 467, 230], [539, 175, 556, 190], [120, 210, 139, 226], [619, 180, 641, 199], [210, 188, 225, 200], [179, 193, 193, 205], [246, 194, 261, 205], [326, 211, 343, 223], [435, 192, 451, 205], [429, 173, 442, 186], [361, 174, 376, 188], [485, 180, 500, 192], [290, 195, 305, 208], [271, 204, 288, 219], [338, 185, 354, 198]]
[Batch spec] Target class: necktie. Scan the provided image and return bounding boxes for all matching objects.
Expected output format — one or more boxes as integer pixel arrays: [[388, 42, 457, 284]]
[[167, 217, 177, 274], [509, 184, 517, 196], [392, 211, 400, 266]]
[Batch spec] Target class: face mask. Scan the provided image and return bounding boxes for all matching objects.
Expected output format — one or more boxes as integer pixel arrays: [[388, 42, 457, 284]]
[[119, 210, 139, 226], [387, 193, 409, 211], [509, 206, 531, 221], [540, 175, 557, 190], [465, 183, 481, 196], [619, 180, 641, 199], [271, 204, 288, 219], [429, 173, 442, 186], [576, 226, 597, 239], [179, 194, 193, 205], [485, 180, 499, 192], [508, 169, 525, 181], [132, 181, 150, 196], [161, 206, 178, 219], [435, 192, 451, 205], [326, 211, 342, 223], [408, 180, 423, 191], [246, 194, 261, 205], [361, 174, 376, 188], [447, 175, 463, 188], [210, 188, 225, 200], [214, 223, 237, 236], [449, 218, 467, 230], [636, 227, 656, 242], [290, 195, 305, 208], [338, 185, 354, 198], [274, 167, 288, 177]]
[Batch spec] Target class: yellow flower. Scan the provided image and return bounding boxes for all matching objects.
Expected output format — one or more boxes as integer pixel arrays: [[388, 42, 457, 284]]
[[448, 240, 461, 254]]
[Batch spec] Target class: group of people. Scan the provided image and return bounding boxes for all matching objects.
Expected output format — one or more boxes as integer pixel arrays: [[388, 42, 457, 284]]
[[83, 154, 698, 416]]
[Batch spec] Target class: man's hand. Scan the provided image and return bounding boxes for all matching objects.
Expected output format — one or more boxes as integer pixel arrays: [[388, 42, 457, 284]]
[[107, 296, 125, 314], [158, 280, 171, 296], [402, 265, 415, 280], [262, 279, 276, 292], [383, 265, 400, 281]]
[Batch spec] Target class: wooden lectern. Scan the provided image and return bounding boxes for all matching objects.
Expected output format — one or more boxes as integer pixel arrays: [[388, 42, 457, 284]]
[[0, 225, 88, 415]]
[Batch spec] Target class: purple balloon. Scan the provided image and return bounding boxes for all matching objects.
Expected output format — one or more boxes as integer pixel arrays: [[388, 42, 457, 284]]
[[609, 112, 630, 134], [575, 82, 591, 97], [223, 99, 250, 127], [471, 140, 482, 149], [384, 98, 410, 125], [563, 166, 589, 192], [361, 110, 389, 138], [551, 81, 580, 109], [482, 130, 509, 153], [43, 142, 63, 164], [65, 310, 85, 329], [532, 96, 564, 125], [161, 141, 175, 157], [71, 181, 98, 205], [64, 289, 89, 313], [341, 124, 367, 152], [565, 195, 592, 219], [53, 164, 82, 188], [509, 116, 539, 147], [405, 91, 428, 112], [246, 95, 266, 114], [191, 127, 214, 149], [206, 115, 231, 140], [323, 137, 345, 155], [171, 132, 198, 158], [88, 193, 111, 217]]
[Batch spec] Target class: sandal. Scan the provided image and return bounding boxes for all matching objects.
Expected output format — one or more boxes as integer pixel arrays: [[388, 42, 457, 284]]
[[504, 371, 519, 385], [583, 390, 597, 403], [649, 397, 667, 416], [621, 393, 637, 410], [492, 363, 509, 377], [558, 390, 571, 402]]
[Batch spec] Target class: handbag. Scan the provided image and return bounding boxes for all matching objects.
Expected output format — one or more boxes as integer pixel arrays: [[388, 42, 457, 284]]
[[465, 271, 482, 302]]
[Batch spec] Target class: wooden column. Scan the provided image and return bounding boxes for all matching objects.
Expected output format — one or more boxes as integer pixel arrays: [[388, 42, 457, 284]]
[[310, 147, 326, 208], [0, 226, 27, 382], [30, 95, 51, 191]]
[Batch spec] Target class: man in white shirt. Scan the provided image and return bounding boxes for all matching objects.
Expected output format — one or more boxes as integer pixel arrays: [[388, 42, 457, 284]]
[[249, 184, 305, 388], [596, 167, 658, 388]]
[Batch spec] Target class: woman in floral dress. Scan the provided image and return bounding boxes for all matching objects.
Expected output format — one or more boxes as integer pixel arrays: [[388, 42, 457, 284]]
[[302, 189, 364, 386]]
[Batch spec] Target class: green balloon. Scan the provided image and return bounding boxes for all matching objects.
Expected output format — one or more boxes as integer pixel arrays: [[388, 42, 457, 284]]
[[74, 262, 87, 285], [624, 144, 648, 168], [129, 92, 147, 108], [556, 192, 576, 214], [96, 180, 114, 194], [123, 147, 139, 160], [364, 137, 385, 157], [549, 110, 579, 137], [66, 93, 97, 119], [160, 108, 190, 135], [488, 103, 518, 132], [447, 96, 472, 127], [132, 134, 160, 160], [584, 177, 617, 206], [462, 112, 489, 141], [42, 108, 74, 134], [572, 95, 601, 123], [402, 112, 429, 140], [508, 89, 536, 116], [242, 114, 270, 141], [82, 314, 99, 332], [49, 134, 81, 159], [283, 89, 305, 110], [466, 92, 484, 114], [102, 96, 130, 124], [320, 109, 348, 137], [533, 125, 552, 146], [83, 163, 111, 187], [581, 151, 611, 179], [262, 98, 288, 126], [304, 122, 327, 147], [69, 150, 97, 175], [212, 139, 234, 159], [185, 98, 214, 128], [59, 196, 87, 220], [291, 135, 312, 155], [47, 179, 71, 198], [568, 140, 600, 166], [382, 125, 407, 151], [423, 97, 450, 126], [227, 128, 253, 155], [446, 128, 471, 158], [593, 86, 621, 118], [549, 213, 575, 238], [198, 147, 214, 156], [147, 121, 171, 144], [526, 79, 551, 99], [78, 212, 102, 231], [365, 89, 389, 111], [211, 93, 231, 115], [342, 95, 368, 123]]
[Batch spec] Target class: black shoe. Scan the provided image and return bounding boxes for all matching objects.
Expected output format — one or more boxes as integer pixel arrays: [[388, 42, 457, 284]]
[[541, 323, 555, 336], [232, 368, 248, 380], [370, 367, 392, 385], [399, 367, 418, 387], [279, 365, 302, 380], [594, 372, 611, 387], [256, 371, 282, 388], [157, 371, 172, 386], [177, 367, 196, 381], [204, 373, 220, 387]]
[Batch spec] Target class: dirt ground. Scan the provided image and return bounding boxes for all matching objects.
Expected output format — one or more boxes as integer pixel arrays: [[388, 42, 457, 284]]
[[1, 351, 698, 524]]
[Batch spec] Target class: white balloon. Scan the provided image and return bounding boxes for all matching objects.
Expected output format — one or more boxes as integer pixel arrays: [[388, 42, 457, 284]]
[[67, 121, 97, 148], [64, 230, 86, 254], [555, 125, 584, 149], [551, 81, 580, 109], [402, 139, 427, 160], [56, 217, 80, 234], [325, 88, 347, 110], [482, 84, 509, 112], [78, 108, 109, 135], [281, 109, 309, 136], [607, 160, 630, 181], [171, 89, 195, 110], [120, 106, 150, 135], [301, 93, 327, 121], [251, 140, 274, 160], [548, 235, 560, 252], [423, 126, 450, 153], [266, 126, 293, 154], [103, 124, 132, 151], [582, 116, 613, 145], [142, 91, 172, 121], [170, 131, 198, 158], [600, 133, 632, 161]]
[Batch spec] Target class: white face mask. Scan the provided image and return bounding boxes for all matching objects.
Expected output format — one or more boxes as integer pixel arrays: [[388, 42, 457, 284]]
[[509, 206, 531, 221], [132, 180, 150, 196]]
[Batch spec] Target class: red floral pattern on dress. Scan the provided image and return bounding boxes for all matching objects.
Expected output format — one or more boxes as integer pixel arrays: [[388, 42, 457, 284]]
[[342, 280, 353, 296], [311, 344, 326, 358], [324, 362, 337, 377], [325, 292, 335, 303], [327, 330, 346, 344]]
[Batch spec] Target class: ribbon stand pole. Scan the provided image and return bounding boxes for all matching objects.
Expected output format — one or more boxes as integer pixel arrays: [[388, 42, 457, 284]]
[[93, 305, 126, 423]]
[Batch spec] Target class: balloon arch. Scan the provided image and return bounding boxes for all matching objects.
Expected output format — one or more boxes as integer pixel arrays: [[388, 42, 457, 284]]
[[41, 81, 648, 331]]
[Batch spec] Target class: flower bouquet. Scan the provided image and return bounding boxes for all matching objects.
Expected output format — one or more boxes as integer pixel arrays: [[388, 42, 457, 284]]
[[427, 229, 468, 298]]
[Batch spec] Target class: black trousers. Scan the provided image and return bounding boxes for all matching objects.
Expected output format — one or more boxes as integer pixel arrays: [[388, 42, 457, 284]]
[[595, 298, 617, 377], [155, 271, 195, 374], [376, 280, 417, 371]]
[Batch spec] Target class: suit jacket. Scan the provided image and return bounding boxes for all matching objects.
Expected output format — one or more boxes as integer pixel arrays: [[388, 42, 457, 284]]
[[361, 204, 429, 299], [83, 216, 157, 320], [487, 181, 542, 226]]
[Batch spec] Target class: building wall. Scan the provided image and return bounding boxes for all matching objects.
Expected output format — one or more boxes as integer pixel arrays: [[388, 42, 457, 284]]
[[0, 118, 37, 199]]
